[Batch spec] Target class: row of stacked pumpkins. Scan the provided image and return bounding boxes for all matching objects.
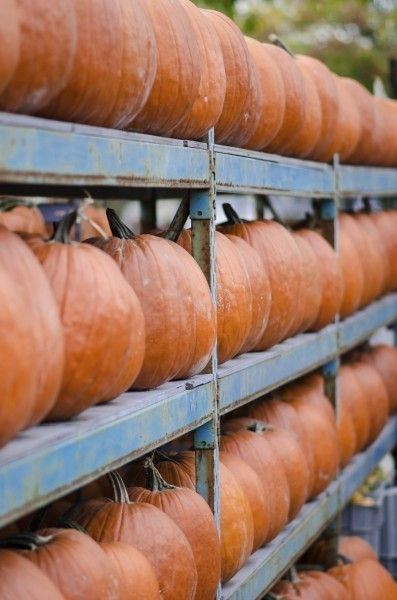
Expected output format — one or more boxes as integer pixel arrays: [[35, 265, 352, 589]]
[[1, 198, 397, 447], [1, 0, 397, 165], [269, 535, 397, 598]]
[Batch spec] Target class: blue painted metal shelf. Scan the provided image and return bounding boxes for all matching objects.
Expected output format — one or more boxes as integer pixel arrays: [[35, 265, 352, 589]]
[[222, 416, 397, 600], [338, 165, 397, 197]]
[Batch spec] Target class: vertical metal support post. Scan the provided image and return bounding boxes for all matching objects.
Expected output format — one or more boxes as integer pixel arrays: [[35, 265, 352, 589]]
[[191, 130, 220, 542], [392, 323, 397, 348]]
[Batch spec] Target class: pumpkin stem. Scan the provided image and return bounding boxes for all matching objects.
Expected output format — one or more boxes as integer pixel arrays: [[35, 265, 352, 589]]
[[296, 564, 326, 572], [0, 198, 35, 212], [337, 553, 353, 565], [285, 566, 299, 584], [107, 471, 130, 504], [56, 518, 88, 534], [269, 34, 295, 58], [264, 197, 286, 227], [247, 421, 267, 433], [0, 533, 53, 551], [52, 210, 77, 244], [223, 203, 243, 224], [164, 193, 190, 242], [106, 208, 136, 240], [144, 457, 176, 492]]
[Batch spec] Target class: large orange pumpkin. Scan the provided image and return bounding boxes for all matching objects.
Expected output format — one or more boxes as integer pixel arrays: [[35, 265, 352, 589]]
[[361, 344, 397, 413], [101, 542, 161, 600], [221, 206, 303, 348], [40, 0, 156, 128], [337, 396, 357, 467], [332, 76, 361, 163], [329, 558, 396, 599], [295, 228, 342, 330], [343, 79, 376, 165], [370, 211, 397, 291], [355, 212, 389, 296], [170, 0, 226, 140], [0, 0, 19, 96], [0, 227, 64, 428], [338, 228, 364, 318], [278, 373, 336, 426], [203, 10, 260, 148], [262, 44, 306, 154], [90, 209, 215, 387], [72, 472, 198, 600], [244, 37, 285, 151], [0, 550, 66, 599], [296, 55, 339, 163], [0, 201, 46, 236], [350, 359, 389, 442], [128, 461, 221, 600], [130, 0, 201, 136], [339, 365, 371, 452], [5, 529, 117, 599], [32, 211, 145, 418], [220, 428, 290, 541], [290, 232, 322, 333], [0, 0, 76, 113], [339, 536, 378, 563]]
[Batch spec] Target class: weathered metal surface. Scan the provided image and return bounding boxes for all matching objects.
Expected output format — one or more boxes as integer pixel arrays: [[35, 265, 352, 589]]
[[322, 358, 340, 413], [339, 294, 397, 353], [0, 376, 213, 528], [215, 145, 334, 197], [338, 165, 397, 197], [219, 326, 338, 414], [0, 113, 209, 189]]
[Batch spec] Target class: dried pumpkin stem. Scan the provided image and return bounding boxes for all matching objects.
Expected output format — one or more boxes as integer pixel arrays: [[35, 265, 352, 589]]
[[269, 34, 295, 58], [264, 197, 286, 227], [222, 203, 243, 224], [52, 210, 77, 244], [106, 208, 136, 240], [144, 457, 176, 492], [107, 471, 130, 504], [0, 198, 34, 212], [337, 553, 353, 565], [0, 533, 53, 551], [164, 193, 190, 242]]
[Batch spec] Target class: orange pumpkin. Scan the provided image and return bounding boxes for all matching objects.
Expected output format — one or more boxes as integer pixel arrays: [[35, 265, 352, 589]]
[[0, 202, 46, 236], [0, 0, 76, 113], [0, 0, 19, 96], [343, 79, 376, 165], [171, 0, 226, 140], [339, 536, 378, 563], [271, 570, 349, 599], [332, 76, 361, 163], [72, 472, 198, 600], [131, 0, 201, 136], [291, 232, 322, 333], [32, 212, 145, 419], [339, 365, 371, 452], [128, 461, 221, 600], [355, 212, 390, 296], [203, 10, 260, 148], [101, 542, 161, 600], [0, 550, 66, 599], [338, 228, 364, 318], [337, 396, 357, 467], [90, 209, 215, 387], [244, 37, 285, 151], [262, 44, 306, 154], [329, 558, 396, 599], [0, 228, 64, 428], [41, 0, 157, 128], [370, 211, 397, 291], [350, 359, 389, 442], [361, 345, 397, 413]]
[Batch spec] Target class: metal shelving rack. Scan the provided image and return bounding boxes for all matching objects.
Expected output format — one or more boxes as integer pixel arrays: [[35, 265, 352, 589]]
[[1, 111, 397, 599]]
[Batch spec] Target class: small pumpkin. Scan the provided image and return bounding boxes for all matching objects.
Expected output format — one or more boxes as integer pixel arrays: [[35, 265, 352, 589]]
[[339, 365, 371, 452], [0, 200, 46, 236], [338, 227, 364, 318], [329, 557, 396, 599], [128, 460, 221, 600], [89, 208, 216, 386], [2, 529, 118, 599], [0, 0, 19, 96], [339, 536, 378, 563], [41, 0, 157, 128], [0, 550, 66, 599], [32, 211, 145, 419], [0, 0, 76, 113], [130, 0, 201, 136], [361, 345, 397, 413], [71, 472, 198, 600], [101, 541, 161, 600]]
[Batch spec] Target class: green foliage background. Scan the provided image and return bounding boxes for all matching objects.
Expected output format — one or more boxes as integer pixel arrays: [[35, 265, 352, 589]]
[[193, 0, 397, 93]]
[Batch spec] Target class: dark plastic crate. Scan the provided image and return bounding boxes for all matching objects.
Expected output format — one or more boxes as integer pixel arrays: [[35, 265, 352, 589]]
[[342, 496, 384, 534], [380, 557, 397, 579], [381, 487, 397, 557]]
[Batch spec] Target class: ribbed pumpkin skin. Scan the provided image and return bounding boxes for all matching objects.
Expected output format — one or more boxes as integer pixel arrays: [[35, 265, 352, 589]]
[[338, 228, 364, 318], [362, 345, 397, 412], [178, 229, 250, 364], [225, 235, 271, 353], [219, 451, 270, 551], [262, 44, 306, 154], [0, 229, 64, 427], [333, 76, 361, 162], [75, 499, 197, 600], [350, 360, 389, 442], [355, 213, 389, 296], [379, 99, 397, 166], [128, 483, 221, 600], [92, 234, 215, 387], [244, 37, 285, 151], [337, 397, 357, 467], [40, 0, 156, 128], [329, 559, 396, 600], [339, 536, 378, 562], [0, 205, 46, 236], [278, 373, 336, 426], [339, 365, 371, 452], [15, 528, 117, 599], [33, 241, 145, 418], [295, 229, 342, 330], [370, 211, 397, 291], [291, 233, 322, 333], [220, 430, 290, 542], [0, 0, 19, 96], [203, 10, 260, 148], [101, 542, 161, 600], [220, 220, 302, 349], [0, 0, 76, 113], [131, 0, 200, 136], [282, 62, 322, 159], [297, 55, 339, 162], [0, 551, 66, 600], [171, 0, 226, 140], [306, 571, 351, 600], [343, 78, 376, 165]]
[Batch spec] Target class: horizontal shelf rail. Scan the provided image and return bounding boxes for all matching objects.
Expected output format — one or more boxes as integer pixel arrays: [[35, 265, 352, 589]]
[[0, 376, 213, 528], [338, 165, 397, 197], [222, 416, 397, 600]]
